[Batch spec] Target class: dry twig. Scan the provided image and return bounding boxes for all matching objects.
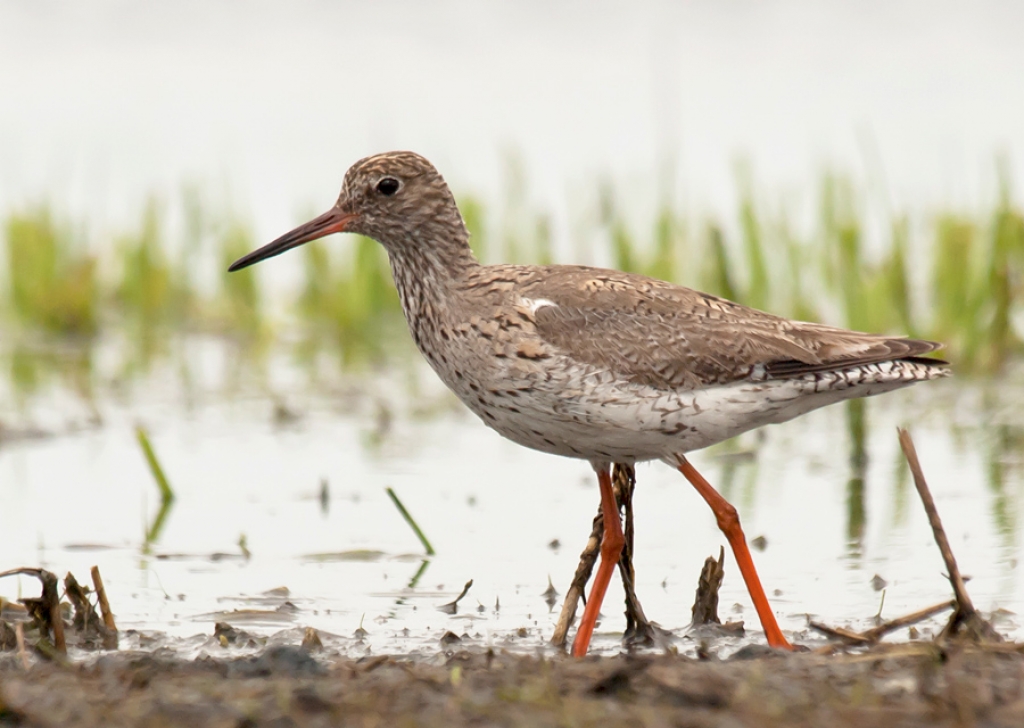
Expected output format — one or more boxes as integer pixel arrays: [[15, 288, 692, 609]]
[[897, 428, 1001, 643], [616, 464, 656, 646], [0, 567, 65, 655], [809, 621, 873, 645], [91, 565, 117, 633], [64, 572, 117, 649], [861, 599, 955, 642], [551, 463, 655, 648], [438, 579, 474, 615], [810, 601, 956, 646], [691, 546, 726, 626]]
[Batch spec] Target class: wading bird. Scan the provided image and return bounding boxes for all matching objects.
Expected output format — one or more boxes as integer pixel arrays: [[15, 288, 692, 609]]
[[230, 151, 948, 656]]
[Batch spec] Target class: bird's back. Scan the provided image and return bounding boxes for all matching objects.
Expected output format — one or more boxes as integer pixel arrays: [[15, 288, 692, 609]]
[[409, 262, 949, 462], [463, 262, 945, 389]]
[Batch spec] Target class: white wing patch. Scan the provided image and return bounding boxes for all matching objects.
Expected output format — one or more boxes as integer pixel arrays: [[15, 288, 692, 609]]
[[522, 297, 558, 315]]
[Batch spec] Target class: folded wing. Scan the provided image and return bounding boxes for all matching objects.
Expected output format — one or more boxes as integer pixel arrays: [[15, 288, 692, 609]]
[[521, 267, 945, 390]]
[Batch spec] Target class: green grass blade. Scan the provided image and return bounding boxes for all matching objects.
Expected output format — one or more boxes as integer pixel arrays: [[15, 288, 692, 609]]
[[385, 487, 435, 556], [136, 426, 175, 504]]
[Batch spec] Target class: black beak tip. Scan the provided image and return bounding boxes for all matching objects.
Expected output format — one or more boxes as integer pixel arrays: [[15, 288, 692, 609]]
[[227, 252, 260, 273]]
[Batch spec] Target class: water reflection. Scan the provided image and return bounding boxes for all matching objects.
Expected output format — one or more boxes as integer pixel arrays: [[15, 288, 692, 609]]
[[986, 424, 1021, 544], [845, 399, 868, 558], [0, 333, 1022, 651], [8, 340, 95, 404]]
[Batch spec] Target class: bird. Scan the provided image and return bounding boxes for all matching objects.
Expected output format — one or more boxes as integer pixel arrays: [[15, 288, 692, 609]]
[[229, 151, 949, 656]]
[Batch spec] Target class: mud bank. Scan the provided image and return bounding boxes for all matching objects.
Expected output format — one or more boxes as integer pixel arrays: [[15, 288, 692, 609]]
[[2, 643, 1024, 728]]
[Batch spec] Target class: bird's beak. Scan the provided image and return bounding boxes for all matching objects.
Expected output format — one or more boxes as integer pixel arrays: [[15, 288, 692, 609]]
[[228, 208, 357, 272]]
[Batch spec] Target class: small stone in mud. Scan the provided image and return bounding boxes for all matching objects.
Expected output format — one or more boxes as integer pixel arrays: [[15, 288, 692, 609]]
[[292, 685, 331, 714], [730, 644, 780, 660], [301, 627, 323, 653], [440, 631, 461, 645], [214, 622, 261, 648], [591, 667, 633, 696], [751, 535, 768, 551], [229, 645, 325, 677]]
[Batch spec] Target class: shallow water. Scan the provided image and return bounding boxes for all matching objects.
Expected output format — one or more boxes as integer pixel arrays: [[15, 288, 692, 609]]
[[2, 1, 1022, 662], [1, 339, 1019, 658]]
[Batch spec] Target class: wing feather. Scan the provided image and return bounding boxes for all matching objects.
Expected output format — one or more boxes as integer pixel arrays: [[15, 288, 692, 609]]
[[514, 266, 945, 390]]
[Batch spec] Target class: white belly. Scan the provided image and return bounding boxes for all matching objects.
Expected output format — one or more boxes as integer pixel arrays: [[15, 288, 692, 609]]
[[453, 360, 934, 464]]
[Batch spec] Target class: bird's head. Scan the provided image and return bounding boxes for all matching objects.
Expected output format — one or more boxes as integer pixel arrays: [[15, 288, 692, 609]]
[[228, 151, 466, 272]]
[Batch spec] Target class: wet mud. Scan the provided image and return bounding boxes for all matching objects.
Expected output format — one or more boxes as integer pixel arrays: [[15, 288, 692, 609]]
[[2, 430, 1018, 727], [3, 642, 1024, 728]]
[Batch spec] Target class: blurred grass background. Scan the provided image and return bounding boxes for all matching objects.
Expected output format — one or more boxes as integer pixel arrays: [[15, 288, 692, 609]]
[[2, 159, 1023, 399]]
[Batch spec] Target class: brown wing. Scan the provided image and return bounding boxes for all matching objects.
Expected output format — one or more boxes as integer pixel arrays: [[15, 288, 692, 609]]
[[517, 266, 945, 390]]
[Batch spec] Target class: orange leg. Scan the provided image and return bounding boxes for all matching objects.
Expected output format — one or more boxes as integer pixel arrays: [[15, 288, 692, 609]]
[[677, 456, 793, 650], [571, 463, 625, 657]]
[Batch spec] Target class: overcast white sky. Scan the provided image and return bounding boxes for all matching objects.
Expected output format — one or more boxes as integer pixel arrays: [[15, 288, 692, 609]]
[[2, 0, 1022, 257]]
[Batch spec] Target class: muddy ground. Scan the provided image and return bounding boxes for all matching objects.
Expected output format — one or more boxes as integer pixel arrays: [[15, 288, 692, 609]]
[[2, 642, 1023, 728]]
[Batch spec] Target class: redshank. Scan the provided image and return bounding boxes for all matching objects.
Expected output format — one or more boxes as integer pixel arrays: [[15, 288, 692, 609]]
[[230, 151, 949, 656]]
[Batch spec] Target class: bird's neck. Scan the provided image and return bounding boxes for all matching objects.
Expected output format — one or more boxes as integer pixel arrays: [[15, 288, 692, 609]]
[[383, 222, 479, 345]]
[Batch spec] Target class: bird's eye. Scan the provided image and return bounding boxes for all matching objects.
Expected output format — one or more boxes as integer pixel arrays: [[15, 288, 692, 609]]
[[376, 177, 400, 196]]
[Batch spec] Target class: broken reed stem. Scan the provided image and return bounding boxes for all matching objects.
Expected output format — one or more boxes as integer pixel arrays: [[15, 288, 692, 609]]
[[45, 572, 66, 655], [860, 600, 955, 642], [809, 621, 873, 645], [810, 600, 957, 646], [91, 565, 117, 633], [897, 427, 1001, 642], [691, 546, 726, 626], [136, 426, 175, 504], [896, 428, 975, 614], [438, 579, 474, 614], [551, 463, 653, 648], [811, 430, 998, 648], [616, 463, 655, 646], [551, 513, 601, 647], [452, 579, 473, 605], [0, 567, 65, 655], [64, 572, 91, 632], [385, 487, 435, 556]]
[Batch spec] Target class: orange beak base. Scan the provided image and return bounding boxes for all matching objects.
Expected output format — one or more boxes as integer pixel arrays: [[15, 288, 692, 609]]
[[228, 208, 356, 272]]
